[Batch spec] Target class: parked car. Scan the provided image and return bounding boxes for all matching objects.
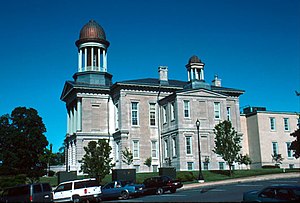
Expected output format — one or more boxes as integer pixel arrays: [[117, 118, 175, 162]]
[[0, 183, 52, 203], [242, 184, 300, 202], [143, 175, 183, 195], [101, 181, 144, 200], [52, 178, 101, 203]]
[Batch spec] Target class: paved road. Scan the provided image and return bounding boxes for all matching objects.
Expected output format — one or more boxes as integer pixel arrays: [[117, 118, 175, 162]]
[[105, 173, 300, 202]]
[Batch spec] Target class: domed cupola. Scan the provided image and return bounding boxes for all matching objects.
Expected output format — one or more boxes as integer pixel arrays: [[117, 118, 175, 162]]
[[186, 55, 205, 82], [75, 19, 110, 73]]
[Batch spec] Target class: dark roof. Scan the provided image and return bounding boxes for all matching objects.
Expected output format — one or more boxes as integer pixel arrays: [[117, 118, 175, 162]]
[[117, 78, 187, 88]]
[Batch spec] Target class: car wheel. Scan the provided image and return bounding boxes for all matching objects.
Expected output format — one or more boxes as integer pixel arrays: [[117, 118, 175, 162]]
[[156, 187, 164, 195], [121, 190, 129, 200], [170, 188, 176, 193], [72, 195, 81, 203]]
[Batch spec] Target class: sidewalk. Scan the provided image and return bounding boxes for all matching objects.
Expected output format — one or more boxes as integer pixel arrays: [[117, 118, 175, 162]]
[[180, 172, 300, 190]]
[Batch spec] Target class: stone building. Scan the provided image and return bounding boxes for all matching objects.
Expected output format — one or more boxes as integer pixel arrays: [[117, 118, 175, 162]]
[[241, 107, 299, 169], [61, 19, 286, 174]]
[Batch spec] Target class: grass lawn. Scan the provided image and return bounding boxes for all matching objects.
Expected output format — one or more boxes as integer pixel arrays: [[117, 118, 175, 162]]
[[39, 168, 299, 187]]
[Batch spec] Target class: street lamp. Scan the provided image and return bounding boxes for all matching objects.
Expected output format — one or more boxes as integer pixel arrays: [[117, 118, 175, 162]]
[[196, 119, 204, 182]]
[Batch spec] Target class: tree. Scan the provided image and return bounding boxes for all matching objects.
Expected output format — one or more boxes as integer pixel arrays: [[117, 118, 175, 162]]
[[122, 147, 133, 166], [289, 128, 300, 158], [80, 139, 115, 183], [272, 153, 284, 167], [0, 107, 48, 182], [237, 154, 252, 169], [213, 120, 242, 176], [144, 157, 152, 171]]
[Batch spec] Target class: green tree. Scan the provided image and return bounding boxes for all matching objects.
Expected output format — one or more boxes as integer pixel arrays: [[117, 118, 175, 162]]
[[80, 139, 115, 183], [272, 153, 284, 167], [0, 107, 48, 182], [122, 147, 133, 166], [144, 157, 152, 171], [290, 128, 300, 159], [213, 120, 242, 176], [237, 154, 252, 169]]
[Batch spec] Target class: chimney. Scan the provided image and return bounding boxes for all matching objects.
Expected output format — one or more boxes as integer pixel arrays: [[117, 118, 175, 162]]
[[158, 66, 168, 85], [212, 74, 221, 87]]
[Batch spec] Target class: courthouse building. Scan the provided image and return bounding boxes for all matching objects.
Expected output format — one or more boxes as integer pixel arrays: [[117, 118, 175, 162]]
[[61, 20, 298, 173]]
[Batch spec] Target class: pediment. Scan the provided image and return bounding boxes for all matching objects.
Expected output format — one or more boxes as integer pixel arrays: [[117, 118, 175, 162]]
[[177, 88, 227, 98], [60, 81, 75, 101]]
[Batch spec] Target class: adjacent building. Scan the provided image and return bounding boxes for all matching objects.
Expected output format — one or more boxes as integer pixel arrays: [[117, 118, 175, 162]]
[[241, 107, 299, 169]]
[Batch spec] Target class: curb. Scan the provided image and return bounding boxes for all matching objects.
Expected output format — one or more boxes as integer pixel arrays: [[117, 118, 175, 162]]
[[179, 172, 300, 190]]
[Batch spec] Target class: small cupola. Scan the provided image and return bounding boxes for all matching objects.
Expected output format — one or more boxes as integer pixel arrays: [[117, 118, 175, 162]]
[[186, 55, 205, 82], [158, 66, 168, 85], [212, 74, 222, 87]]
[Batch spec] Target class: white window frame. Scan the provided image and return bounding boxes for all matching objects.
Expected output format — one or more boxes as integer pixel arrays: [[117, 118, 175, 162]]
[[286, 142, 292, 158], [131, 102, 139, 126], [164, 139, 169, 158], [184, 100, 190, 118], [186, 136, 192, 155], [170, 102, 175, 121], [214, 102, 221, 119], [187, 162, 194, 170], [172, 137, 177, 157], [284, 118, 290, 131], [272, 142, 278, 155], [132, 140, 140, 158], [149, 103, 156, 126], [163, 105, 167, 124], [115, 103, 119, 130], [227, 107, 231, 121], [270, 117, 276, 131], [151, 140, 158, 158]]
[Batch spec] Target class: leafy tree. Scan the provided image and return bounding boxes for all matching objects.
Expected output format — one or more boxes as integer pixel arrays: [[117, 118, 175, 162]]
[[80, 139, 115, 183], [213, 120, 242, 176], [272, 153, 284, 167], [122, 147, 133, 166], [289, 128, 300, 158], [0, 107, 48, 182], [237, 154, 252, 169], [144, 157, 152, 171]]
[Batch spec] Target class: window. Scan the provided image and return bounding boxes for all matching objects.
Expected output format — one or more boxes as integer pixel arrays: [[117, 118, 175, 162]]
[[153, 165, 158, 172], [170, 102, 175, 121], [203, 162, 209, 170], [272, 142, 278, 155], [149, 103, 156, 126], [187, 162, 194, 170], [163, 105, 167, 124], [214, 102, 221, 119], [133, 140, 139, 158], [115, 103, 119, 129], [172, 137, 177, 157], [270, 117, 276, 131], [151, 141, 158, 158], [164, 139, 169, 158], [284, 118, 290, 131], [186, 137, 192, 154], [184, 100, 190, 118], [227, 107, 231, 121], [131, 102, 139, 126], [286, 142, 292, 158], [219, 162, 225, 170]]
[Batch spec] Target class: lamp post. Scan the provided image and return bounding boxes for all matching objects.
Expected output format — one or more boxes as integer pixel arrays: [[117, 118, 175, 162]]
[[196, 119, 204, 182]]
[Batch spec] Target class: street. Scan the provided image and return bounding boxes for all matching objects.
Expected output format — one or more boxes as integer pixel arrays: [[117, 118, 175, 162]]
[[104, 177, 300, 202]]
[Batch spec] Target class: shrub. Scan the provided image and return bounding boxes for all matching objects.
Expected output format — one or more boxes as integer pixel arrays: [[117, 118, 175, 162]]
[[262, 165, 280, 169]]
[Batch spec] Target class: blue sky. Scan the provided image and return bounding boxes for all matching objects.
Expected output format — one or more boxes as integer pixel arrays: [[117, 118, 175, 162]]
[[0, 0, 299, 152]]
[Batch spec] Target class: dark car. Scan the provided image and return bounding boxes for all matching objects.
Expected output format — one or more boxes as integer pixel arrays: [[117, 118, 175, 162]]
[[0, 183, 52, 203], [101, 181, 144, 200], [143, 175, 183, 195], [243, 184, 300, 202]]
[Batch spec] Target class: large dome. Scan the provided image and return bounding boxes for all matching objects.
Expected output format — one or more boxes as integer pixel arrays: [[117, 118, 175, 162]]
[[75, 19, 110, 47]]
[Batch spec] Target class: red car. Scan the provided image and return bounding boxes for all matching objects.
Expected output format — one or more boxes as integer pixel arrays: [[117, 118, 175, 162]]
[[143, 175, 183, 195]]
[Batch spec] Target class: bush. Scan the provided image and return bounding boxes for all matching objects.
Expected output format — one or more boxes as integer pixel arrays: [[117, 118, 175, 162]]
[[262, 165, 280, 169], [0, 174, 27, 190]]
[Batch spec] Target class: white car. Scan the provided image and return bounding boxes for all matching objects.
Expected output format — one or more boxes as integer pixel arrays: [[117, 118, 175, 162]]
[[52, 178, 102, 203]]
